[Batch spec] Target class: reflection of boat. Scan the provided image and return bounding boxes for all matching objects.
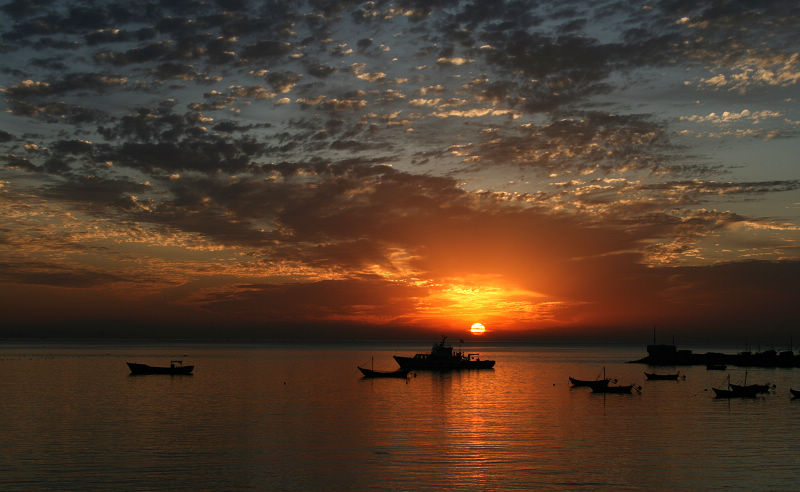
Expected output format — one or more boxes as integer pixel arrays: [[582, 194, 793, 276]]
[[357, 366, 410, 378], [393, 337, 495, 370], [644, 371, 680, 380], [569, 377, 611, 390], [712, 386, 758, 398], [127, 361, 193, 375], [592, 384, 635, 394], [791, 389, 800, 398]]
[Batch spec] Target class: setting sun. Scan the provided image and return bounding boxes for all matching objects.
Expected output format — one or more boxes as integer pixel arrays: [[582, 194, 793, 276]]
[[470, 322, 486, 334]]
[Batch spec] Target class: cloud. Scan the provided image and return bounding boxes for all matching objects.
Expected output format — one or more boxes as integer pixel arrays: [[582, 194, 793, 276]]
[[0, 260, 129, 288], [198, 277, 427, 323], [1, 0, 798, 338]]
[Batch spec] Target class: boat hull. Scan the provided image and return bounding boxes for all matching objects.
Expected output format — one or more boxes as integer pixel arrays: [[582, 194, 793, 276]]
[[712, 386, 758, 398], [729, 383, 770, 394], [127, 362, 193, 375], [644, 372, 680, 380], [358, 366, 410, 378], [569, 377, 611, 390], [393, 355, 495, 370]]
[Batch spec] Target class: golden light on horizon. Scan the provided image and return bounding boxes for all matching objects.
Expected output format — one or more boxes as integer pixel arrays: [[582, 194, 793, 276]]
[[470, 322, 486, 334], [411, 278, 549, 330]]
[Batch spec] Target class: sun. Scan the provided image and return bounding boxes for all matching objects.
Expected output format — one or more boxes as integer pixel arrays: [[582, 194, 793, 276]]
[[470, 322, 486, 335]]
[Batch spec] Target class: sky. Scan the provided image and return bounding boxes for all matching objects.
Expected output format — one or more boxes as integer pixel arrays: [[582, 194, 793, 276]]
[[1, 0, 799, 342]]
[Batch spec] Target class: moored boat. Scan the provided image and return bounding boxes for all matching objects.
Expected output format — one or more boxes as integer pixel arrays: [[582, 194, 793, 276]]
[[127, 361, 193, 375], [712, 385, 758, 398], [644, 371, 680, 381], [729, 383, 771, 394], [706, 364, 727, 370], [393, 336, 495, 370], [791, 389, 800, 398], [569, 377, 611, 390]]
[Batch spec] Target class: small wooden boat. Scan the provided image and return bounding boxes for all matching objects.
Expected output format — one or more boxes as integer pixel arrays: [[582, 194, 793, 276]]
[[127, 361, 193, 375], [358, 366, 410, 379], [570, 367, 615, 390], [569, 377, 611, 390], [790, 388, 800, 398], [729, 383, 771, 394], [644, 371, 680, 381]]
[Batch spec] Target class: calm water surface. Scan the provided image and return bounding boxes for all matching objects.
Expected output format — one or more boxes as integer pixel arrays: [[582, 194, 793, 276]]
[[2, 342, 800, 490]]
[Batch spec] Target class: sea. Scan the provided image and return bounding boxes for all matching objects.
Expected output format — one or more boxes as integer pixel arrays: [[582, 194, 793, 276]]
[[2, 341, 800, 491]]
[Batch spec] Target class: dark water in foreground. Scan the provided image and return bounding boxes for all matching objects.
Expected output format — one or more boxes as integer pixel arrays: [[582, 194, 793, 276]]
[[2, 342, 800, 490]]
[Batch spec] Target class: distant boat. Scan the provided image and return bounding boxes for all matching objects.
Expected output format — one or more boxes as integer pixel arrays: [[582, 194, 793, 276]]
[[393, 336, 495, 370], [706, 364, 727, 370], [357, 366, 410, 379], [127, 361, 193, 375], [791, 389, 800, 399], [644, 371, 680, 381]]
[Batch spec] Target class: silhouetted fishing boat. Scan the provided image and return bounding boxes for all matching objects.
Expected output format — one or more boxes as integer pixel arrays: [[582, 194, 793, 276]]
[[357, 366, 410, 378], [729, 383, 771, 394], [127, 361, 193, 375], [394, 336, 495, 370], [791, 389, 800, 398], [644, 371, 680, 380], [706, 364, 726, 370]]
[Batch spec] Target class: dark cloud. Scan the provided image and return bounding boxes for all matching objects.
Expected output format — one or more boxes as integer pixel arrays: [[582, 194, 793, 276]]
[[470, 111, 680, 175], [0, 260, 128, 288], [3, 154, 40, 171], [106, 139, 258, 174], [306, 62, 337, 78], [199, 277, 427, 321], [266, 71, 302, 93], [240, 40, 293, 60], [43, 175, 152, 211]]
